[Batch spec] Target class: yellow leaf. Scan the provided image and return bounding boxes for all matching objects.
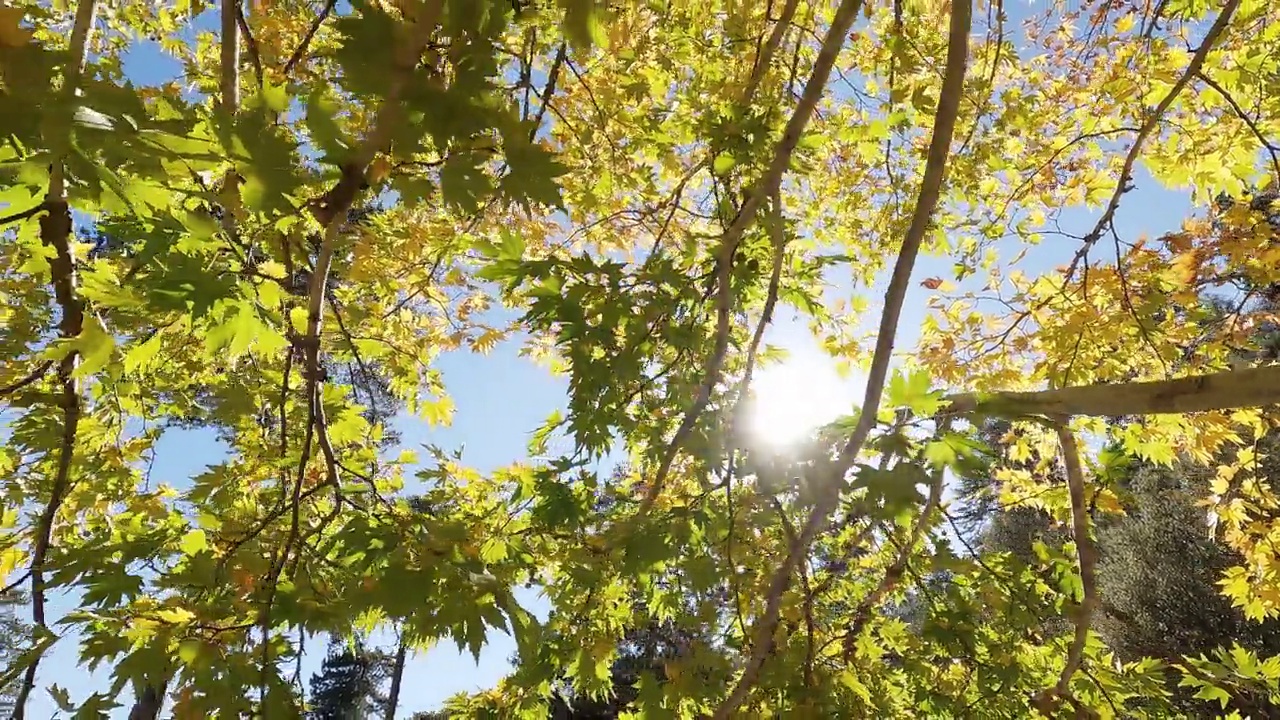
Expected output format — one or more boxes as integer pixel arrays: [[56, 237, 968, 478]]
[[0, 546, 24, 578], [155, 607, 196, 625]]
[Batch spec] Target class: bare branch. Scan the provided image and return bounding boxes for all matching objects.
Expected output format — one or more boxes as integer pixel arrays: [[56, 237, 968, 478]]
[[711, 0, 973, 715], [644, 0, 864, 513], [11, 0, 99, 716]]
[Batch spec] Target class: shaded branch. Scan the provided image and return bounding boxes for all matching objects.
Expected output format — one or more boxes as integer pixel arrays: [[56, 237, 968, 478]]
[[235, 1, 264, 89], [0, 361, 52, 397], [711, 1, 973, 716], [0, 203, 45, 227]]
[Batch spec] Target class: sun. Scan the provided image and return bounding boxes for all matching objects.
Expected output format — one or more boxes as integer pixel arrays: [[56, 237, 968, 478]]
[[745, 353, 861, 449]]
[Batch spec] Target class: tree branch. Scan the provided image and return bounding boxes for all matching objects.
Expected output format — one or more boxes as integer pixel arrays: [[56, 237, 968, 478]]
[[0, 361, 52, 397], [742, 0, 802, 104], [1196, 69, 1280, 184], [1058, 0, 1240, 285], [711, 0, 972, 715], [944, 364, 1280, 418], [528, 42, 567, 143], [236, 1, 264, 89], [0, 203, 46, 227], [282, 0, 338, 76], [11, 1, 99, 716], [644, 0, 864, 513], [1035, 424, 1098, 712]]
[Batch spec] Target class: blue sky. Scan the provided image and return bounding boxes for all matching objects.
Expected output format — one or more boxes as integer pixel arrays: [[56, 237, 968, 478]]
[[11, 2, 1210, 717]]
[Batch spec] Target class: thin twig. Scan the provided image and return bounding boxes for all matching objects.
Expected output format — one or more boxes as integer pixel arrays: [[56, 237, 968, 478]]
[[643, 0, 864, 514], [843, 423, 952, 655], [1057, 0, 1240, 293], [731, 188, 786, 438], [710, 1, 973, 715]]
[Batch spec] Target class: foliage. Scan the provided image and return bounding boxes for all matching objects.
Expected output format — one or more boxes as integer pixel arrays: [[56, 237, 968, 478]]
[[0, 590, 30, 713], [307, 637, 393, 720], [1, 0, 1280, 717]]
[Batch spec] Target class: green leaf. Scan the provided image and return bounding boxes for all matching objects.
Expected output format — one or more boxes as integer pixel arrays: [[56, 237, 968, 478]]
[[712, 153, 736, 174], [178, 638, 201, 665], [500, 137, 567, 209], [179, 529, 208, 556], [559, 0, 607, 50], [1193, 683, 1231, 708], [48, 684, 74, 712], [260, 81, 288, 114], [441, 154, 493, 213], [885, 368, 944, 416], [853, 462, 928, 514], [72, 316, 117, 378]]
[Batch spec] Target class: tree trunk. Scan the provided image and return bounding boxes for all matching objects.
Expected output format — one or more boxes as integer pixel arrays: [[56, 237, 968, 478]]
[[384, 636, 407, 720]]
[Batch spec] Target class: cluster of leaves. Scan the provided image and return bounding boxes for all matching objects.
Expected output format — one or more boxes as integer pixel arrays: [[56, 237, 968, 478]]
[[2, 0, 1280, 718]]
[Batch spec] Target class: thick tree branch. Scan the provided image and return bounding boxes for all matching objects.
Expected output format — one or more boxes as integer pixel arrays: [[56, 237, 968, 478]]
[[221, 0, 240, 118], [221, 0, 242, 239], [711, 1, 972, 715], [945, 364, 1280, 418], [644, 0, 863, 512], [11, 1, 99, 717]]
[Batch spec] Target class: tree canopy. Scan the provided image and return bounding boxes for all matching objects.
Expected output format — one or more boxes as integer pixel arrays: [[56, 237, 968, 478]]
[[2, 0, 1280, 717]]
